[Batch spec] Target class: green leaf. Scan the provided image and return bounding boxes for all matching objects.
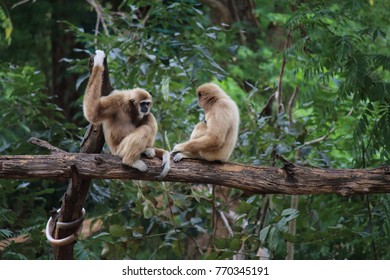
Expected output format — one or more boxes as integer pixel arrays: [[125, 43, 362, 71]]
[[109, 224, 127, 238], [161, 75, 170, 101], [281, 208, 299, 222], [259, 225, 271, 243], [143, 203, 154, 219], [238, 201, 252, 213]]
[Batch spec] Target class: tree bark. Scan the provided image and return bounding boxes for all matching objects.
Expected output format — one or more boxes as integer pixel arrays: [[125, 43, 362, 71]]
[[2, 150, 390, 196]]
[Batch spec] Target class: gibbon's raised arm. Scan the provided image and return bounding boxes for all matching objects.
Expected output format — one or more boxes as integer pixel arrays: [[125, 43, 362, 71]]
[[83, 50, 118, 124]]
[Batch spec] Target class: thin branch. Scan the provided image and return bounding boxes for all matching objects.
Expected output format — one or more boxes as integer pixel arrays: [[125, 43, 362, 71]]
[[28, 137, 67, 154], [11, 0, 36, 9], [365, 194, 378, 259], [86, 0, 109, 45], [168, 199, 184, 258], [286, 195, 298, 260], [298, 127, 336, 148], [210, 184, 217, 249], [288, 86, 299, 126], [276, 29, 292, 114], [218, 209, 234, 238], [256, 195, 270, 236]]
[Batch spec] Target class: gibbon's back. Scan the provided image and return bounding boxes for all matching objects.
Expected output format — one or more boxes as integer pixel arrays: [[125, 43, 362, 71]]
[[200, 83, 240, 161], [219, 91, 240, 161]]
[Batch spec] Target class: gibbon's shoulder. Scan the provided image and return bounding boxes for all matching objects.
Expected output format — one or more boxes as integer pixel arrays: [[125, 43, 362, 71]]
[[104, 90, 128, 99], [100, 90, 129, 107]]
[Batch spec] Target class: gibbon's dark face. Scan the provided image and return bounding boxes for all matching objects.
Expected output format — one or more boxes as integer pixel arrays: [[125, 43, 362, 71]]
[[131, 88, 153, 117], [140, 100, 152, 114]]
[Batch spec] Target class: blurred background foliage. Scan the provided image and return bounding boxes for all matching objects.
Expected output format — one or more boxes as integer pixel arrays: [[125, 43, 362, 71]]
[[1, 0, 390, 260]]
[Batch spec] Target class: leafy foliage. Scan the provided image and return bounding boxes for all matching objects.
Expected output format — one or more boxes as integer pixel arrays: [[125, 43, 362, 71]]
[[0, 62, 79, 259], [0, 3, 12, 46]]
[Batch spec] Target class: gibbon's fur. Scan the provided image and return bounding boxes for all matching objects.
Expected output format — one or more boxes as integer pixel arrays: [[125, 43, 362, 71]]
[[83, 50, 170, 178], [172, 83, 239, 162]]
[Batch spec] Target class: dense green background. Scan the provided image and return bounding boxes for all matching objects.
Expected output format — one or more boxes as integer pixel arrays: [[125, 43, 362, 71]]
[[1, 0, 390, 259]]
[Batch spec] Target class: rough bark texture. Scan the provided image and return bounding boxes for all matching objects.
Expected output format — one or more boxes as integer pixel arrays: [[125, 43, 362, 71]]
[[2, 151, 390, 196]]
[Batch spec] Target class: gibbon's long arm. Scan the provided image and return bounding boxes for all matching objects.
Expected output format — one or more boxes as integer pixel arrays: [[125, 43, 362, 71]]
[[83, 51, 104, 123], [83, 50, 117, 123]]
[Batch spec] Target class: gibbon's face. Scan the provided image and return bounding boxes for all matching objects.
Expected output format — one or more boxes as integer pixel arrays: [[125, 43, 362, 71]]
[[132, 89, 153, 117], [139, 99, 152, 114]]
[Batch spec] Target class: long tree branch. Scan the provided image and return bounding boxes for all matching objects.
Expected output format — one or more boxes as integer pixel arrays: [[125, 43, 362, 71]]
[[2, 148, 390, 196]]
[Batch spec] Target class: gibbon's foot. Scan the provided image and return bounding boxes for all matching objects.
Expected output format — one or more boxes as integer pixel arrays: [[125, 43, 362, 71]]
[[94, 50, 105, 66], [143, 148, 155, 158], [156, 151, 171, 179], [173, 152, 185, 163], [131, 159, 148, 172]]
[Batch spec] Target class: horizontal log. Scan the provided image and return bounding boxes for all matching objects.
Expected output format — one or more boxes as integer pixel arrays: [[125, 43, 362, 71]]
[[1, 153, 390, 195]]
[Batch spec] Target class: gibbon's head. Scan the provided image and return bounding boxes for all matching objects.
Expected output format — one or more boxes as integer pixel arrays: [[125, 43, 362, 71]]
[[130, 88, 153, 118], [196, 83, 224, 110]]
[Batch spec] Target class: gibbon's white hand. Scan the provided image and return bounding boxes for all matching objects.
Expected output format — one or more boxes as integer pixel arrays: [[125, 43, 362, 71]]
[[94, 50, 105, 66]]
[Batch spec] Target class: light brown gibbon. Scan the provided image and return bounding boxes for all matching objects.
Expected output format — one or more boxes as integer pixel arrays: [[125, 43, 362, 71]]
[[171, 83, 240, 162], [83, 50, 170, 178]]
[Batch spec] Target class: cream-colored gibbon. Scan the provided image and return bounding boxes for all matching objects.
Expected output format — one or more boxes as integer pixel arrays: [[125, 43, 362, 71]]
[[83, 50, 170, 178], [171, 83, 239, 162]]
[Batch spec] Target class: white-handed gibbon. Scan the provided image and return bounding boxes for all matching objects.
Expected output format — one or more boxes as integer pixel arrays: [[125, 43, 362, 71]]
[[83, 50, 170, 178], [171, 83, 239, 162]]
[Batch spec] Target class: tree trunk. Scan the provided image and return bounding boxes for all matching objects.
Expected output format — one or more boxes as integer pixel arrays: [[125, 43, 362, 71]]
[[50, 55, 113, 259]]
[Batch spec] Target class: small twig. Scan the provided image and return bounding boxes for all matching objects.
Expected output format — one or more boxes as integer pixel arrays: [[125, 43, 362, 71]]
[[210, 184, 217, 249], [28, 137, 67, 154], [80, 124, 93, 148], [365, 194, 378, 259], [256, 195, 270, 236], [276, 29, 292, 114], [298, 127, 336, 148], [86, 0, 109, 45], [217, 209, 233, 238], [11, 0, 35, 9], [288, 86, 299, 126], [168, 200, 184, 258], [286, 195, 299, 260]]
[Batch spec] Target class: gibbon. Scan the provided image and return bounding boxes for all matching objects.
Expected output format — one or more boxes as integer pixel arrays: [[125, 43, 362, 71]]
[[83, 50, 170, 178], [171, 83, 239, 162]]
